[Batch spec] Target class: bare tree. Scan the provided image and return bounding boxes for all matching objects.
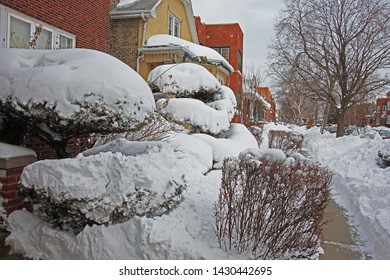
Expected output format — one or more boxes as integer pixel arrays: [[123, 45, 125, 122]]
[[268, 0, 390, 136]]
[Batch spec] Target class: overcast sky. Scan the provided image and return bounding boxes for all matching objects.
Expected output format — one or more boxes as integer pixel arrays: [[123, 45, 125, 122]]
[[192, 0, 285, 73]]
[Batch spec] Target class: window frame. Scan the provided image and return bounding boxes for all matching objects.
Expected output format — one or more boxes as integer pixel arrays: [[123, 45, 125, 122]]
[[168, 13, 180, 38], [213, 47, 230, 62], [2, 7, 75, 50]]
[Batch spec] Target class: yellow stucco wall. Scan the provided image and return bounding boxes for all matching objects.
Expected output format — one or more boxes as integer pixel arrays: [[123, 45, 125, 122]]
[[146, 0, 194, 43]]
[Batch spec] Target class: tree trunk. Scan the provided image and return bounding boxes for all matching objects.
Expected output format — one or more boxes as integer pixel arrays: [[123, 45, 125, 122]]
[[52, 141, 71, 159], [336, 110, 346, 138]]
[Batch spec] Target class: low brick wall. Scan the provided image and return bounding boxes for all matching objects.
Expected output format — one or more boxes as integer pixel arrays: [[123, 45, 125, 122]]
[[0, 149, 36, 221]]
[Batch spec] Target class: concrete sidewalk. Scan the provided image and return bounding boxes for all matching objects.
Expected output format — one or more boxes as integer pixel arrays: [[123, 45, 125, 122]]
[[319, 198, 368, 260]]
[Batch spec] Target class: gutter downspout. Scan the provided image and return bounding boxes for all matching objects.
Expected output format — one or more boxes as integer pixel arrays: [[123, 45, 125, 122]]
[[137, 12, 148, 74]]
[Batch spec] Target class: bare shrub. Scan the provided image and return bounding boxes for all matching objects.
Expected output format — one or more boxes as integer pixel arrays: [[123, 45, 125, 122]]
[[248, 126, 264, 147], [93, 114, 178, 146], [215, 157, 331, 259], [268, 130, 304, 155]]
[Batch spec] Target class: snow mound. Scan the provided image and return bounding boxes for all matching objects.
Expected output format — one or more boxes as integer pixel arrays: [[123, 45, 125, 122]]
[[157, 98, 230, 135], [193, 124, 259, 168], [148, 63, 221, 98], [0, 48, 155, 123], [0, 142, 36, 158]]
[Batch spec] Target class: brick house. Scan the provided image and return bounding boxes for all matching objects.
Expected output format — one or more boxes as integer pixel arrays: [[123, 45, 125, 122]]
[[375, 91, 390, 127], [257, 87, 276, 123], [109, 0, 232, 82], [0, 0, 113, 52], [194, 16, 244, 123]]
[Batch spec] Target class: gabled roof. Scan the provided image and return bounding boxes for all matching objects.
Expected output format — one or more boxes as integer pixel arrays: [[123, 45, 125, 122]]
[[110, 0, 199, 44]]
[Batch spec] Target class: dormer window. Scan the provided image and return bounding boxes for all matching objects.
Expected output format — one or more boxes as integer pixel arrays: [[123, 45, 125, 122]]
[[168, 13, 180, 37]]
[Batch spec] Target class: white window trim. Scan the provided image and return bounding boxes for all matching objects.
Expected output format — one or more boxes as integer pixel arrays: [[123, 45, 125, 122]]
[[1, 5, 76, 50], [216, 74, 225, 86], [168, 13, 180, 38]]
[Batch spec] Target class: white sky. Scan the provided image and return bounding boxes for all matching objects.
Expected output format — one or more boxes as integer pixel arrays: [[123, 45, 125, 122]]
[[191, 0, 285, 72]]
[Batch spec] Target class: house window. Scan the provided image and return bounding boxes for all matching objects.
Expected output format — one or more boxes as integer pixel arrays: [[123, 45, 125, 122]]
[[238, 49, 243, 73], [168, 13, 180, 37], [387, 101, 390, 110], [213, 47, 230, 62], [57, 34, 74, 49], [216, 74, 225, 85], [383, 105, 387, 112], [387, 115, 390, 124], [9, 15, 31, 48], [4, 9, 75, 50]]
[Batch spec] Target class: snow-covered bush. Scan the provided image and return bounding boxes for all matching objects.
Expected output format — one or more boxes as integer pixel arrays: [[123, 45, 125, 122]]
[[18, 140, 188, 233], [148, 63, 222, 101], [0, 48, 155, 158], [268, 130, 304, 156], [157, 98, 230, 136], [378, 149, 390, 168], [215, 153, 331, 259], [0, 194, 5, 228], [248, 126, 264, 146]]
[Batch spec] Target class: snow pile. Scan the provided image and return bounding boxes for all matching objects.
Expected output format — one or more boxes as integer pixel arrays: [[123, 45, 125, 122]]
[[0, 48, 155, 126], [146, 35, 233, 72], [148, 63, 221, 97], [117, 0, 138, 7], [208, 86, 237, 121], [302, 127, 390, 259], [193, 123, 259, 168], [0, 142, 36, 158], [157, 98, 230, 135]]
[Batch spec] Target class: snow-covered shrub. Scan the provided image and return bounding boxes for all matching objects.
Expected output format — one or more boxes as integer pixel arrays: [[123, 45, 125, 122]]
[[268, 130, 304, 156], [18, 141, 188, 233], [248, 126, 264, 146], [0, 48, 155, 158], [215, 155, 331, 260], [92, 114, 178, 146], [378, 149, 390, 168], [148, 63, 222, 101], [0, 194, 5, 229], [157, 98, 230, 136]]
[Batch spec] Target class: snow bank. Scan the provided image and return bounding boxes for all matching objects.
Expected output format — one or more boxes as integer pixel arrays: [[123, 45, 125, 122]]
[[193, 124, 259, 167], [0, 48, 155, 124], [157, 98, 230, 135], [302, 128, 390, 259], [148, 63, 221, 96], [146, 35, 233, 72]]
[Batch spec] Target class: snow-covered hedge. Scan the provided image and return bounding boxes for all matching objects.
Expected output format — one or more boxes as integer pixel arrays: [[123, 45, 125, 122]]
[[18, 140, 189, 233], [157, 98, 230, 135], [148, 63, 222, 101], [0, 48, 156, 157]]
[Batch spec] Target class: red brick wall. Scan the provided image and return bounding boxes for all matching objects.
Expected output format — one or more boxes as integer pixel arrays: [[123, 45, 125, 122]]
[[0, 167, 32, 216], [0, 0, 111, 52]]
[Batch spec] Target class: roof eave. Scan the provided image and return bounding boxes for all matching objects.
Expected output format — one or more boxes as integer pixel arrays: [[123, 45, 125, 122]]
[[110, 10, 154, 19]]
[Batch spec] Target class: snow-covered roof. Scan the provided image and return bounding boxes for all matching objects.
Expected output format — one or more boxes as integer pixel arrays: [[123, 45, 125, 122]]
[[142, 34, 234, 73], [111, 0, 199, 44]]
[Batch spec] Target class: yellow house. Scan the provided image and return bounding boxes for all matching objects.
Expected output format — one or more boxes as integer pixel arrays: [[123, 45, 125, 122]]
[[109, 0, 232, 83]]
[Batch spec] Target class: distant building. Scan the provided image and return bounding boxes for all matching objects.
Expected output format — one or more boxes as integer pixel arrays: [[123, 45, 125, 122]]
[[194, 16, 244, 123], [257, 87, 276, 123], [375, 91, 390, 127]]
